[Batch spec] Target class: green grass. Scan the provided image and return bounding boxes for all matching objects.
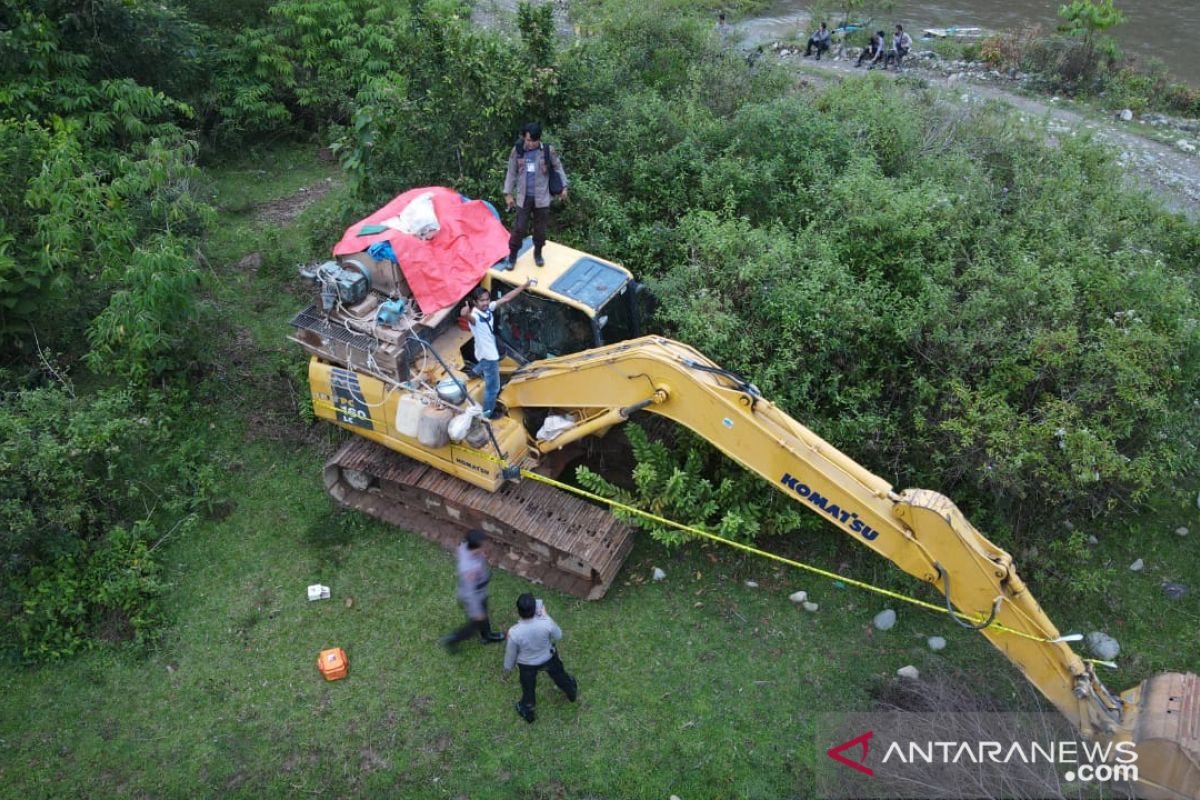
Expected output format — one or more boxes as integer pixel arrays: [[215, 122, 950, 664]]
[[1, 142, 1197, 799]]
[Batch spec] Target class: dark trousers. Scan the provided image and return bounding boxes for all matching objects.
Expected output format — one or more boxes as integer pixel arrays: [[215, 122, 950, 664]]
[[857, 48, 879, 67], [885, 47, 908, 68], [518, 652, 576, 709], [805, 38, 829, 58], [445, 598, 495, 644], [509, 198, 549, 259]]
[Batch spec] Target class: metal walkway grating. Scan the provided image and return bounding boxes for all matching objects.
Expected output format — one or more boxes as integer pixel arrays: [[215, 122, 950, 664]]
[[290, 304, 377, 350]]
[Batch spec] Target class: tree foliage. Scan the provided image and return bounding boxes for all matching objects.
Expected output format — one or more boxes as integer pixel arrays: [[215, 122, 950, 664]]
[[542, 4, 1200, 549], [0, 385, 216, 661]]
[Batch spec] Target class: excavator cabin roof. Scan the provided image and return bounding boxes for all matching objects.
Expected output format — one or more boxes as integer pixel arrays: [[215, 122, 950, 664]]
[[485, 239, 633, 319]]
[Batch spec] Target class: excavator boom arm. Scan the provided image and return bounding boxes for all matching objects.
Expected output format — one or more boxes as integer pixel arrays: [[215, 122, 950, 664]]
[[501, 337, 1183, 765]]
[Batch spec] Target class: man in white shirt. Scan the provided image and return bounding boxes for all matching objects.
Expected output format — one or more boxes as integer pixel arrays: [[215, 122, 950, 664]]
[[504, 593, 577, 723], [459, 279, 534, 419], [888, 25, 913, 70]]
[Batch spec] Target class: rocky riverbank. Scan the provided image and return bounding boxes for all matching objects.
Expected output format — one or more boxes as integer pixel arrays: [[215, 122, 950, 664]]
[[765, 40, 1200, 217]]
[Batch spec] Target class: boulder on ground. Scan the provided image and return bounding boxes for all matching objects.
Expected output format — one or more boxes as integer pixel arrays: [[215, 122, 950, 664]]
[[897, 665, 920, 680], [873, 609, 897, 631], [1086, 631, 1120, 660]]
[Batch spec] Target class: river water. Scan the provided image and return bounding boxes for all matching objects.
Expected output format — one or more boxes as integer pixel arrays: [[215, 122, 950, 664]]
[[739, 0, 1200, 88]]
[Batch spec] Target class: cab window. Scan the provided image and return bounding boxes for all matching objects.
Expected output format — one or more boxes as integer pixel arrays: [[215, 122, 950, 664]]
[[493, 280, 598, 359]]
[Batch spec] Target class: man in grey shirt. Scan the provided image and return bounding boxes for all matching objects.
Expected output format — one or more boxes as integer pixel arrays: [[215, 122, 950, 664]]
[[504, 593, 577, 723], [441, 530, 506, 649]]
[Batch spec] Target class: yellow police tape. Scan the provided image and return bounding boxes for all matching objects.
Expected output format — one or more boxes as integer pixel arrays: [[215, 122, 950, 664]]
[[479, 449, 1095, 652]]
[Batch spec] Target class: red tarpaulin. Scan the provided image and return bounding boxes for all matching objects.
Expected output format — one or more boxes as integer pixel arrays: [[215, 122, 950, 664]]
[[332, 186, 509, 314]]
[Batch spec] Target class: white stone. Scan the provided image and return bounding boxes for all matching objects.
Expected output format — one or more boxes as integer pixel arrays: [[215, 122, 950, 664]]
[[1087, 535, 1099, 546], [927, 636, 947, 651], [803, 601, 820, 612], [873, 609, 897, 631], [1176, 527, 1189, 537], [745, 580, 758, 588], [1119, 109, 1133, 121], [1086, 631, 1120, 661], [789, 591, 808, 604], [897, 665, 920, 680], [652, 567, 666, 581], [1129, 558, 1144, 572], [1177, 139, 1197, 153]]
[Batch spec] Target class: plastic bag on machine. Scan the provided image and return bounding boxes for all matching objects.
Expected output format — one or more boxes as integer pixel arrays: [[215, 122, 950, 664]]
[[384, 191, 441, 240], [536, 414, 576, 441]]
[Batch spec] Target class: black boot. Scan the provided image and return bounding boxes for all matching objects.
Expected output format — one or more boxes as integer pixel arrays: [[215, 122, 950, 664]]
[[516, 701, 535, 723], [534, 248, 545, 267], [479, 619, 505, 643]]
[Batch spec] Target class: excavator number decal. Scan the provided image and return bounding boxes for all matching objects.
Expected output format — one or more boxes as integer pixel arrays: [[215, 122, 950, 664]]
[[330, 368, 375, 431], [780, 473, 879, 541]]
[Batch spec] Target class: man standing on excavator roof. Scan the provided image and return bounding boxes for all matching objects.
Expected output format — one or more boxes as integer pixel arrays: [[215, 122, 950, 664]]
[[503, 122, 568, 270]]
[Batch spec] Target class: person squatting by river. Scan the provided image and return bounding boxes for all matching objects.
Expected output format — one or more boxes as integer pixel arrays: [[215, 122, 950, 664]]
[[885, 25, 913, 71], [804, 22, 831, 60], [857, 30, 885, 68]]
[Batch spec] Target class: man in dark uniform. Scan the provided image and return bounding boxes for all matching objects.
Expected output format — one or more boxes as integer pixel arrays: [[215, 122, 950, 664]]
[[502, 123, 568, 269]]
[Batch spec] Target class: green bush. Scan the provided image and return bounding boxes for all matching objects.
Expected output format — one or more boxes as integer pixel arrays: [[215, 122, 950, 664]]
[[0, 385, 214, 661], [533, 9, 1200, 551]]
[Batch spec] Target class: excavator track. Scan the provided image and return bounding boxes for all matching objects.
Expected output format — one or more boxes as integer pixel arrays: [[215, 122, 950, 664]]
[[324, 438, 635, 600]]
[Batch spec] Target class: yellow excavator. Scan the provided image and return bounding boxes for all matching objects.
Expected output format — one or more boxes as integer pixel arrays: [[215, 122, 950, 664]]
[[290, 232, 1199, 798]]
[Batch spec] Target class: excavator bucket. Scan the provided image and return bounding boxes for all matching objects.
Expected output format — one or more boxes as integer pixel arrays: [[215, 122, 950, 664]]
[[1122, 672, 1200, 799]]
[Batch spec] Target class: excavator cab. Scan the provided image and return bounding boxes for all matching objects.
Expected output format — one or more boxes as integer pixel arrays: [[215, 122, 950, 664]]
[[483, 241, 649, 362]]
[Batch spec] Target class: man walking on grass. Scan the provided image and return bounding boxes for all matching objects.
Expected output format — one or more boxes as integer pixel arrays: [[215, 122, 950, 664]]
[[504, 593, 577, 723], [441, 530, 506, 649]]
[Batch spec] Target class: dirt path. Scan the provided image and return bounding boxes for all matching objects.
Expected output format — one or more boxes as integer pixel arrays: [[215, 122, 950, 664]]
[[784, 51, 1200, 217]]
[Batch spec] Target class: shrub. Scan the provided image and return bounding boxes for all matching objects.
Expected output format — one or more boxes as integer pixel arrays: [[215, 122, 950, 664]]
[[0, 385, 214, 661], [548, 30, 1200, 552]]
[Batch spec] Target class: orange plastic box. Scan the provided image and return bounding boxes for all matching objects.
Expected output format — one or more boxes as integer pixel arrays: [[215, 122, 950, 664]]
[[318, 648, 348, 681]]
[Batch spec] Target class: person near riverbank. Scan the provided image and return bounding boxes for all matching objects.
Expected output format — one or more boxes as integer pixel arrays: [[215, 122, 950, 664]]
[[504, 593, 577, 724], [503, 122, 568, 269], [716, 11, 730, 41], [886, 25, 913, 71], [804, 22, 831, 60], [856, 31, 885, 68], [441, 530, 507, 649]]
